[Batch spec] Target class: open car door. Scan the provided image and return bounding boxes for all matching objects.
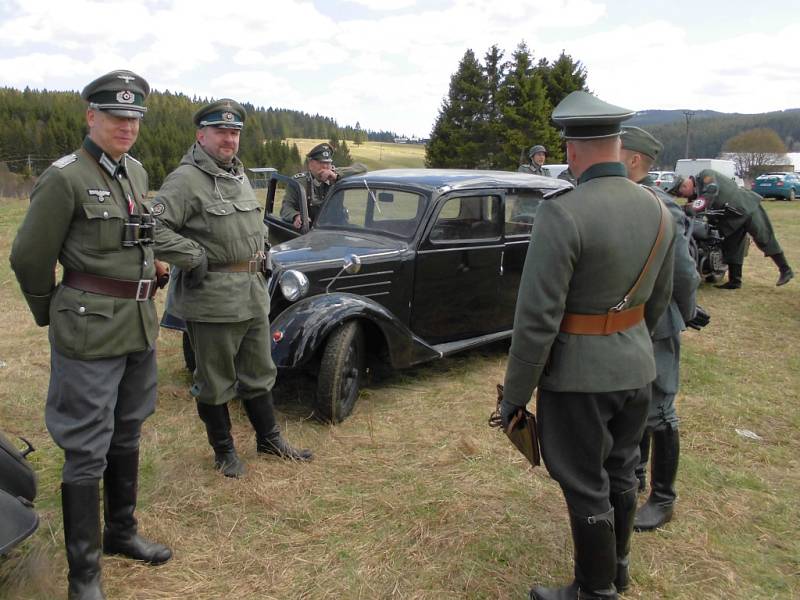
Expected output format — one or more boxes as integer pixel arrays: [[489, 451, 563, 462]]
[[261, 171, 310, 246]]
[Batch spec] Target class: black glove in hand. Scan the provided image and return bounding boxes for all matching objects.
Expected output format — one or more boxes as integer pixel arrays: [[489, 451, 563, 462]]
[[686, 305, 710, 330], [185, 249, 208, 289], [499, 400, 521, 431]]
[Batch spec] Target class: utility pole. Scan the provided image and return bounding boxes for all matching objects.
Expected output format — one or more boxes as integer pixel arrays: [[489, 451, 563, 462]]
[[683, 110, 696, 158]]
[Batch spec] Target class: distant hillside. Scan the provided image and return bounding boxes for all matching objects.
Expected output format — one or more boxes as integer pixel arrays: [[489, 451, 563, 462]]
[[630, 108, 800, 170], [628, 109, 728, 127]]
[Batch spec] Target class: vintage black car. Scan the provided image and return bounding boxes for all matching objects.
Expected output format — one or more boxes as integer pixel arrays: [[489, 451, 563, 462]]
[[167, 169, 571, 422]]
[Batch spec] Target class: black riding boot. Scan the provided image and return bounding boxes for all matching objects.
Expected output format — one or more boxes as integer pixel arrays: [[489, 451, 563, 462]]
[[62, 481, 105, 600], [635, 426, 679, 531], [716, 263, 742, 289], [196, 401, 245, 477], [103, 450, 172, 565], [771, 253, 794, 286], [242, 394, 313, 461], [530, 508, 618, 600], [635, 432, 651, 493], [610, 488, 637, 593]]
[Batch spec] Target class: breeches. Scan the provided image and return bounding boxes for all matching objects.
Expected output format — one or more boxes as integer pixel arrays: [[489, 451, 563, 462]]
[[46, 346, 157, 483], [721, 207, 782, 264], [187, 312, 277, 406], [537, 387, 650, 517]]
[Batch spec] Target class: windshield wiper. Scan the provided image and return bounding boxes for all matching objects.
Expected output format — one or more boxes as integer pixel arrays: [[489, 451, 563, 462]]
[[364, 179, 382, 214]]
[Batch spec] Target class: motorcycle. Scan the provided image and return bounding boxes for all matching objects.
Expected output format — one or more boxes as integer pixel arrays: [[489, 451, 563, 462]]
[[687, 206, 728, 283]]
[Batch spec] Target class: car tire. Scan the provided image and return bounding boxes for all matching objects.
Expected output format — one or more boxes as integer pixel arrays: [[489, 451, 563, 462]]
[[182, 331, 196, 373], [789, 188, 796, 201], [315, 321, 365, 423]]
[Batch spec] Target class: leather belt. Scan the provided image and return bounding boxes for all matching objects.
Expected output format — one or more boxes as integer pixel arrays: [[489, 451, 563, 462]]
[[63, 270, 157, 301], [207, 255, 266, 273], [560, 304, 644, 335]]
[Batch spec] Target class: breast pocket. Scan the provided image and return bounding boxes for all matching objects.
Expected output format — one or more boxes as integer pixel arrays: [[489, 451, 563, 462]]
[[82, 203, 125, 251], [205, 200, 263, 240]]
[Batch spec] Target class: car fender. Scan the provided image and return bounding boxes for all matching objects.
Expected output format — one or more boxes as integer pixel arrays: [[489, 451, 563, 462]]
[[270, 292, 440, 370]]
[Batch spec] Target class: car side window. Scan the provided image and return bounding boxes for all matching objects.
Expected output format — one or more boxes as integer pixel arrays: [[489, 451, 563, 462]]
[[430, 195, 501, 241], [505, 191, 543, 236]]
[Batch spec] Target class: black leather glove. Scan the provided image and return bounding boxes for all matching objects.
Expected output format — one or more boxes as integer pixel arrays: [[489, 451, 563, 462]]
[[500, 399, 522, 431], [686, 305, 710, 330], [185, 249, 208, 289]]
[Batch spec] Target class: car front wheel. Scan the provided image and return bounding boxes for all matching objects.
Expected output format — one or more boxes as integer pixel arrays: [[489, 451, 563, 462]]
[[789, 188, 796, 201], [315, 321, 365, 423]]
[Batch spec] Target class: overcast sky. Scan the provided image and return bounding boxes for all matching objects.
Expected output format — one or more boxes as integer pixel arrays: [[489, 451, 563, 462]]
[[1, 0, 798, 137]]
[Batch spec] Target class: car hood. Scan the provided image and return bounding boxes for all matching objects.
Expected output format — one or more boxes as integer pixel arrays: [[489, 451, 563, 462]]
[[270, 229, 408, 269]]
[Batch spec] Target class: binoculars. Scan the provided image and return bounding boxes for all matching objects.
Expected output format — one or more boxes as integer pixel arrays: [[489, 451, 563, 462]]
[[122, 213, 155, 247]]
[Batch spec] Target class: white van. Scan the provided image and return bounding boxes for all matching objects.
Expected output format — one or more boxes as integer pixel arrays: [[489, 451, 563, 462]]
[[675, 159, 743, 187]]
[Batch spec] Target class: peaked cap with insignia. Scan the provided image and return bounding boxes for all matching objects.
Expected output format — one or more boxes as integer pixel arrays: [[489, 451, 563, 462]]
[[552, 91, 635, 140], [193, 99, 246, 129], [621, 126, 663, 160], [307, 143, 334, 162], [81, 69, 150, 119]]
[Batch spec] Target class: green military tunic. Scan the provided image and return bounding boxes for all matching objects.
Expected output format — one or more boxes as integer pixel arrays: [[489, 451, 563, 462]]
[[503, 162, 676, 407], [280, 163, 367, 224], [148, 142, 268, 323], [517, 163, 551, 177], [692, 168, 783, 263], [10, 137, 157, 359]]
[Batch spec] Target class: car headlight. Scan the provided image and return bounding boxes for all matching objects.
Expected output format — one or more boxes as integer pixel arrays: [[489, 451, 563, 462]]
[[278, 269, 309, 302]]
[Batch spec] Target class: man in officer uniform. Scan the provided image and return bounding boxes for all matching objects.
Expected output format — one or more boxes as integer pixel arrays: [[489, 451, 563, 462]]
[[500, 92, 676, 599], [671, 171, 793, 289], [281, 143, 365, 228], [148, 99, 312, 479], [10, 70, 171, 600], [620, 126, 705, 532], [518, 144, 551, 176]]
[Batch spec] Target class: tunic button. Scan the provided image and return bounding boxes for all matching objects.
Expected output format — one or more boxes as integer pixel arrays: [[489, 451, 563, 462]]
[[79, 306, 86, 314], [103, 211, 109, 218], [144, 261, 148, 266], [220, 209, 226, 214]]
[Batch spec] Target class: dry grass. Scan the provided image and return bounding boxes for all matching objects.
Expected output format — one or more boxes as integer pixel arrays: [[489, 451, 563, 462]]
[[285, 139, 426, 171], [1, 197, 798, 599]]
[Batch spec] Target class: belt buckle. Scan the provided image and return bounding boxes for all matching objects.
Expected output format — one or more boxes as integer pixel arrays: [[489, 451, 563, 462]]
[[248, 258, 259, 274], [136, 279, 153, 301]]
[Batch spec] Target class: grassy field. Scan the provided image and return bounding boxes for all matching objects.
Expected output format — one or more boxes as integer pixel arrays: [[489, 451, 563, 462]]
[[285, 138, 426, 171], [0, 194, 798, 599]]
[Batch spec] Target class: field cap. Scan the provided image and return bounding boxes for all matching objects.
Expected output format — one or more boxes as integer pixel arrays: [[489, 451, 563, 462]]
[[81, 70, 149, 118], [307, 143, 334, 162], [528, 144, 548, 157], [552, 91, 635, 139], [666, 174, 685, 195], [193, 99, 246, 129], [621, 126, 663, 160]]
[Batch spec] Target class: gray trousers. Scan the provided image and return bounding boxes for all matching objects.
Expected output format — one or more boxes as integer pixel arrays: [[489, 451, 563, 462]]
[[649, 335, 681, 430], [537, 387, 650, 517], [46, 347, 157, 483], [186, 312, 277, 406]]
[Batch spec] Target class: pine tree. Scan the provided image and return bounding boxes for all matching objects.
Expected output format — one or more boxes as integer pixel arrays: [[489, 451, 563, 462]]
[[541, 50, 588, 108], [425, 49, 490, 168]]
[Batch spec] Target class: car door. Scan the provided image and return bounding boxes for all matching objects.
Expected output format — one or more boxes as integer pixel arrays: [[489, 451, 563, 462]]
[[263, 172, 309, 246], [411, 192, 503, 344]]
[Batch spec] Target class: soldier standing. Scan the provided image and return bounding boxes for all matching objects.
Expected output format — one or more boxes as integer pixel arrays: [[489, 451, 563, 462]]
[[620, 126, 704, 531], [148, 99, 312, 479], [672, 171, 794, 288], [10, 70, 171, 600], [500, 92, 676, 599], [518, 144, 551, 176]]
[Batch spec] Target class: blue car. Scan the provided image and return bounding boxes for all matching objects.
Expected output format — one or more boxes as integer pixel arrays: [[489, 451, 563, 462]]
[[752, 172, 800, 201]]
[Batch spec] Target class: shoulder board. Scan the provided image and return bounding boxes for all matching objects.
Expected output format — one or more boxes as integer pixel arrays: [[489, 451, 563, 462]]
[[52, 154, 78, 169], [292, 172, 308, 180]]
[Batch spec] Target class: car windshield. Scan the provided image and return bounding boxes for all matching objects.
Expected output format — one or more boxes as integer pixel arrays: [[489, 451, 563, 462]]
[[316, 185, 428, 238]]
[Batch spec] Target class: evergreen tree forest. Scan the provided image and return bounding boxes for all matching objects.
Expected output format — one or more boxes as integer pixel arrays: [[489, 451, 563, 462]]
[[426, 44, 588, 169], [0, 87, 397, 190]]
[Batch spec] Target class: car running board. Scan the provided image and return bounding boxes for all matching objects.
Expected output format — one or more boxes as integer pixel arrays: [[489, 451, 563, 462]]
[[432, 330, 512, 357]]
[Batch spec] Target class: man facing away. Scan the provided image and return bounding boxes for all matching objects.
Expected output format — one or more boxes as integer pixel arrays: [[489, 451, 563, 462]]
[[501, 92, 676, 600]]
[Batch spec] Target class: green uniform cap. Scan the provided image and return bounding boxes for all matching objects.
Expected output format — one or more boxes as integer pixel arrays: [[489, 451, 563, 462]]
[[666, 174, 685, 196], [193, 99, 246, 129], [307, 143, 334, 162], [621, 126, 663, 160], [81, 70, 149, 119], [528, 144, 548, 158], [552, 91, 635, 139]]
